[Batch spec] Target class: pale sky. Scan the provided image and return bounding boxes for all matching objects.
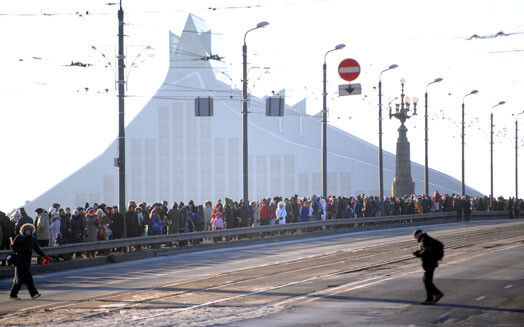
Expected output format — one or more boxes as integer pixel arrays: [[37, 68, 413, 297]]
[[1, 0, 524, 212]]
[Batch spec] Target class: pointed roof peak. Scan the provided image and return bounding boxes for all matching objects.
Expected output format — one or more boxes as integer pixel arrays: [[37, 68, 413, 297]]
[[184, 13, 209, 35]]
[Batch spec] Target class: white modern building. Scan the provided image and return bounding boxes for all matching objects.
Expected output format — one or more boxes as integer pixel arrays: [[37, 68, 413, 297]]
[[22, 14, 481, 213]]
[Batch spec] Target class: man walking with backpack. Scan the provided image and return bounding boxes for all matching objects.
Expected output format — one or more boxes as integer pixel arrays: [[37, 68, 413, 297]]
[[413, 229, 444, 305]]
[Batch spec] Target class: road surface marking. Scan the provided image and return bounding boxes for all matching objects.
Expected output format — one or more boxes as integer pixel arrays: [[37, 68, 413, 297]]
[[475, 296, 486, 301], [504, 285, 513, 289]]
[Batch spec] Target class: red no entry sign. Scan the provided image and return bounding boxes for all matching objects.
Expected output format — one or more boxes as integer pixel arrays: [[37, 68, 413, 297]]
[[338, 58, 360, 82]]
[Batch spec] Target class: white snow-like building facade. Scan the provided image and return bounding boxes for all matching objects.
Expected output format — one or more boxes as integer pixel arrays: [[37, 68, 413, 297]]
[[23, 14, 481, 213]]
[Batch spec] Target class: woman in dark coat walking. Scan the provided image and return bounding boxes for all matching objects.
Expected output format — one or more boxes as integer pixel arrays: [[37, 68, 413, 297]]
[[10, 223, 48, 300]]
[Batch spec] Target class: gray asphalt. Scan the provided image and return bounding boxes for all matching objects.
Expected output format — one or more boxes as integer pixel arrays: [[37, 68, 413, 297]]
[[238, 239, 524, 326], [0, 219, 522, 326]]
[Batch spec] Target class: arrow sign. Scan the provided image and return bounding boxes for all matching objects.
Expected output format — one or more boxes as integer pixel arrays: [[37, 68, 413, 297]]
[[339, 83, 362, 96]]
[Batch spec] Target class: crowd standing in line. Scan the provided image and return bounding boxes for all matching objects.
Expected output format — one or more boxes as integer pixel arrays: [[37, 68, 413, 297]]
[[0, 191, 521, 256]]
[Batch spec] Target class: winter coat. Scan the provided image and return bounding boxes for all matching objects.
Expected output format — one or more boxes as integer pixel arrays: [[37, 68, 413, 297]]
[[60, 213, 71, 240], [35, 213, 50, 242], [292, 201, 300, 221], [167, 208, 182, 234], [179, 207, 190, 232], [188, 212, 204, 232], [270, 203, 277, 220], [224, 205, 234, 229], [416, 233, 438, 270], [285, 203, 294, 223], [0, 212, 15, 249], [11, 224, 45, 284], [312, 199, 321, 218], [321, 199, 327, 220], [299, 205, 310, 222], [252, 205, 260, 226], [49, 216, 61, 246], [212, 212, 224, 230], [203, 206, 213, 225], [150, 215, 162, 234], [125, 210, 139, 237], [276, 202, 287, 224], [70, 214, 86, 242], [239, 205, 251, 226], [85, 214, 99, 242], [259, 205, 271, 221], [110, 212, 124, 239]]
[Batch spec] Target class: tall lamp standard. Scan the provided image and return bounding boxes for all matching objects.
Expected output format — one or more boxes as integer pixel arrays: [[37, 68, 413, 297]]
[[424, 78, 443, 196], [461, 90, 478, 196], [378, 64, 398, 211], [322, 43, 345, 200], [116, 1, 127, 236], [490, 101, 506, 209], [242, 21, 269, 204], [515, 110, 524, 199]]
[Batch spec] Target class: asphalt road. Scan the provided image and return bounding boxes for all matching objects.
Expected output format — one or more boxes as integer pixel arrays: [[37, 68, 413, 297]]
[[0, 219, 523, 327]]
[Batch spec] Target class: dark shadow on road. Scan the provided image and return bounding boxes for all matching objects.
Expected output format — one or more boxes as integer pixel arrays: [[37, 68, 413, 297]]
[[103, 286, 522, 314]]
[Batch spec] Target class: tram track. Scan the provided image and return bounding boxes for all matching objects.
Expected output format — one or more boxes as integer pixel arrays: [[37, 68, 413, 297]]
[[1, 221, 523, 326]]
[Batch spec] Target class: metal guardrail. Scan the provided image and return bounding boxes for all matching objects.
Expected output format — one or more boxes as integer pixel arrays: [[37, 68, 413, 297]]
[[0, 210, 510, 257]]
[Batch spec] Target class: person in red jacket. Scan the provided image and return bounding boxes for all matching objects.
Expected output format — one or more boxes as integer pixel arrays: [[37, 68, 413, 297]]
[[259, 200, 271, 226], [433, 190, 441, 212]]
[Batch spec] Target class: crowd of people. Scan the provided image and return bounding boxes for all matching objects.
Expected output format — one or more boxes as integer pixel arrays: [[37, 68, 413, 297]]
[[0, 190, 521, 250]]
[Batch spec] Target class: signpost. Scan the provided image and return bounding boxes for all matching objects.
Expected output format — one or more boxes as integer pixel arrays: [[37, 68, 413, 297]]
[[338, 58, 361, 82], [339, 83, 362, 96]]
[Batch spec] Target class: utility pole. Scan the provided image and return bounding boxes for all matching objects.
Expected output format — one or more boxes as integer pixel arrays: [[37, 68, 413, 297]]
[[117, 1, 127, 236], [322, 44, 345, 200], [242, 41, 248, 205], [242, 21, 269, 205], [378, 64, 398, 212]]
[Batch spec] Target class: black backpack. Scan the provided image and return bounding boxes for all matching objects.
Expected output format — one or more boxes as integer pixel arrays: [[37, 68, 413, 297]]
[[431, 237, 444, 261]]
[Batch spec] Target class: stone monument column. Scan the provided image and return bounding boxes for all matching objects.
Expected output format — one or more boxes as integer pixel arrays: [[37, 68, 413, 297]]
[[392, 123, 414, 197], [389, 78, 418, 197]]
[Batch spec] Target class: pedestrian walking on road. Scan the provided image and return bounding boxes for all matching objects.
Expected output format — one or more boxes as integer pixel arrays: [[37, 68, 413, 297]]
[[413, 229, 444, 305], [10, 223, 50, 300]]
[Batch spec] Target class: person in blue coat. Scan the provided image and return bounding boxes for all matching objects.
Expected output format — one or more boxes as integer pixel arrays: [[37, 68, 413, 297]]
[[299, 202, 310, 223]]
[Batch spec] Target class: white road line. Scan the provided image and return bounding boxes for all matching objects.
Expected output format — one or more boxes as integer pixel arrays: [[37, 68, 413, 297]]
[[280, 243, 524, 307], [504, 285, 513, 289], [475, 296, 486, 301], [3, 221, 522, 319]]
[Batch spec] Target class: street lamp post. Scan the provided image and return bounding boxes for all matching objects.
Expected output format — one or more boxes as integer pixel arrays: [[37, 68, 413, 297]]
[[117, 2, 127, 236], [490, 101, 506, 209], [424, 78, 443, 196], [461, 90, 478, 196], [322, 44, 345, 200], [378, 64, 398, 212], [515, 111, 524, 199], [242, 21, 269, 204]]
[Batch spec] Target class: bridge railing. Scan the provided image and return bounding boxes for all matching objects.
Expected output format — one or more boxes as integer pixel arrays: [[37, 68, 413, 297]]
[[0, 210, 510, 258]]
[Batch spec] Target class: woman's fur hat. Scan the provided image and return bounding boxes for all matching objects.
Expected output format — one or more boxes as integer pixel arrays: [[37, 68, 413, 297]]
[[20, 223, 35, 235]]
